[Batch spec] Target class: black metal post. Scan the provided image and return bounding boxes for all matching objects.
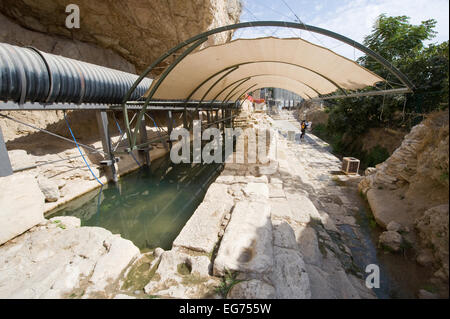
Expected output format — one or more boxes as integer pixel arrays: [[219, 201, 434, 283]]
[[167, 111, 173, 149], [138, 114, 151, 166], [95, 111, 118, 183]]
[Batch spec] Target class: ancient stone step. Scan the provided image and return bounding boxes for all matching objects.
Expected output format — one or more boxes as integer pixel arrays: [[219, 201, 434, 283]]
[[213, 201, 273, 276], [0, 174, 45, 245], [172, 201, 233, 253]]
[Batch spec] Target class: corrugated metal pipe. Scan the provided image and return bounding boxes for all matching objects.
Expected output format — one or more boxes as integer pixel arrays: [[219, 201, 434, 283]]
[[0, 42, 152, 105]]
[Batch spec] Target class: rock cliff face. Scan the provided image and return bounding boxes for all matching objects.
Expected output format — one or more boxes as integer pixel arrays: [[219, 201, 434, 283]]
[[0, 1, 241, 142], [359, 110, 449, 288], [0, 0, 241, 74]]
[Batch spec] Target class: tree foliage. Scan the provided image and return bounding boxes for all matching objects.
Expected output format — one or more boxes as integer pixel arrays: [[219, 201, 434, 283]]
[[316, 14, 448, 167], [327, 15, 448, 135]]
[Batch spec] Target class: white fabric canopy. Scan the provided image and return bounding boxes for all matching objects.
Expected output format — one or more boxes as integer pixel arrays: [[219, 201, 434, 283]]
[[148, 37, 384, 100]]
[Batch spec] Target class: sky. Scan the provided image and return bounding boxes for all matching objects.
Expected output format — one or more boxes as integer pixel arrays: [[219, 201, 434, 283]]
[[233, 0, 449, 60]]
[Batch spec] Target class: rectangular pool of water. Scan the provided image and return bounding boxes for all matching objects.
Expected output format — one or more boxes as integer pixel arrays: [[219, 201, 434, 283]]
[[47, 154, 223, 251]]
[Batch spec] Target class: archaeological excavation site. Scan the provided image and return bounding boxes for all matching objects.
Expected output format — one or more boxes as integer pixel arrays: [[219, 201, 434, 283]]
[[0, 0, 448, 306]]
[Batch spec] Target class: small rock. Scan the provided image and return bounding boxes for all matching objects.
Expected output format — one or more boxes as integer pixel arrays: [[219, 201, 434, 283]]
[[386, 221, 402, 232], [37, 177, 60, 202], [364, 167, 376, 176], [378, 231, 403, 252], [153, 247, 164, 258], [416, 249, 434, 267], [418, 289, 439, 299]]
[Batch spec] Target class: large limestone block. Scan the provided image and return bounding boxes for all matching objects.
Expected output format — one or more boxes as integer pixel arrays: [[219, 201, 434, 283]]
[[144, 250, 213, 298], [85, 235, 140, 296], [173, 201, 232, 253], [0, 174, 45, 245], [228, 279, 276, 299], [366, 189, 421, 228], [272, 221, 299, 250], [270, 247, 311, 299], [214, 201, 273, 276], [286, 194, 321, 224], [294, 225, 322, 266], [203, 183, 233, 205], [243, 182, 269, 201], [0, 224, 127, 299]]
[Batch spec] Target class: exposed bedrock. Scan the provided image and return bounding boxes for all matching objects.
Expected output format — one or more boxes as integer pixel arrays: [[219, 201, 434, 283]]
[[359, 110, 449, 290], [0, 0, 242, 74]]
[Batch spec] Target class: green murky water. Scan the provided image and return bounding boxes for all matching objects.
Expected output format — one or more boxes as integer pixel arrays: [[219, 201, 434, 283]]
[[47, 155, 223, 251]]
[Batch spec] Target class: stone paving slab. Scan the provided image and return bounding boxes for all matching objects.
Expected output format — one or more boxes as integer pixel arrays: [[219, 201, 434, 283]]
[[213, 201, 273, 276], [172, 201, 233, 253]]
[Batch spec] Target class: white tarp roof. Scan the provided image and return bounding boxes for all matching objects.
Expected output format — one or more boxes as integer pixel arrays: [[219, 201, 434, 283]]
[[148, 37, 384, 100]]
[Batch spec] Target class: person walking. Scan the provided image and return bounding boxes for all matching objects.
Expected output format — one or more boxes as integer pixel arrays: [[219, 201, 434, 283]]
[[300, 120, 306, 140]]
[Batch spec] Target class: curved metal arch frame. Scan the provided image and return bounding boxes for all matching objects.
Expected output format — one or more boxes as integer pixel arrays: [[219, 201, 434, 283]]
[[210, 73, 318, 102], [122, 20, 415, 151], [187, 60, 346, 106]]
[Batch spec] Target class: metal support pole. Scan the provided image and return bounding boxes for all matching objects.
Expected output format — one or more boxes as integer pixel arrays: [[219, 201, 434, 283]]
[[221, 107, 225, 133], [138, 114, 151, 166], [215, 111, 219, 128], [95, 111, 118, 182], [167, 111, 173, 149], [183, 108, 188, 129], [206, 110, 211, 124], [0, 126, 13, 177]]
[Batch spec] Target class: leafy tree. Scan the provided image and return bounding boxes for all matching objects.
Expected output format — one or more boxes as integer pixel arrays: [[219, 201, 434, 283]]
[[326, 14, 448, 133], [317, 14, 449, 167]]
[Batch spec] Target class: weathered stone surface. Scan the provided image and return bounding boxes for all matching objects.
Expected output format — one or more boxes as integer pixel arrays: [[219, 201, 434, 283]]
[[272, 221, 298, 250], [294, 225, 322, 266], [415, 204, 449, 280], [49, 216, 81, 229], [287, 194, 321, 224], [173, 201, 232, 253], [386, 221, 402, 232], [203, 183, 234, 204], [270, 247, 311, 299], [214, 201, 273, 276], [416, 249, 434, 267], [7, 150, 35, 171], [378, 231, 403, 252], [85, 235, 140, 297], [0, 174, 45, 245], [37, 176, 60, 202], [359, 111, 449, 287], [418, 289, 440, 299], [153, 247, 165, 258], [144, 250, 215, 298], [228, 279, 276, 299], [242, 182, 269, 201], [0, 1, 241, 73], [0, 220, 140, 299], [366, 189, 420, 228]]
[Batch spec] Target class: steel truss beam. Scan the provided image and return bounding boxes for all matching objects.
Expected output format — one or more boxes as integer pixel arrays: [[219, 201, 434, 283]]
[[0, 101, 235, 111]]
